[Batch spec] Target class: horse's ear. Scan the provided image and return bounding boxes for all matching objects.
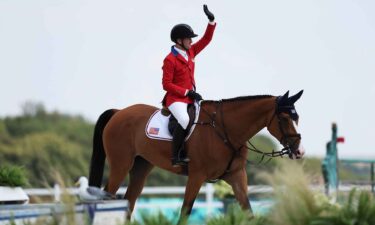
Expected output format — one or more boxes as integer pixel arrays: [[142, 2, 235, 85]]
[[284, 90, 290, 98], [289, 90, 304, 104], [278, 90, 290, 106]]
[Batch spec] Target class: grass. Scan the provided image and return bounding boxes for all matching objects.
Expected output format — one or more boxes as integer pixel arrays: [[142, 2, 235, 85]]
[[260, 160, 323, 225], [0, 165, 28, 187], [258, 160, 375, 225], [310, 189, 375, 225], [206, 204, 265, 225], [127, 211, 177, 225]]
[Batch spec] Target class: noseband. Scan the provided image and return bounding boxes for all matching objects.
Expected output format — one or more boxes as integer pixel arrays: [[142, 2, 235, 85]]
[[268, 101, 302, 158]]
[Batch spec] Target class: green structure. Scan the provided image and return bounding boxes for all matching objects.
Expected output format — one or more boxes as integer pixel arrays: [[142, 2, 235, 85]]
[[322, 123, 375, 195], [322, 123, 339, 196]]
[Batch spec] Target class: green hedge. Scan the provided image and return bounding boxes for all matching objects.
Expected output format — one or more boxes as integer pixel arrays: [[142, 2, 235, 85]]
[[0, 165, 28, 187]]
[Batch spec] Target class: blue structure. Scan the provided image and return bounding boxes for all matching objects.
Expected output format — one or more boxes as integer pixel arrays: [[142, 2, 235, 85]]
[[322, 123, 375, 195], [322, 123, 339, 196]]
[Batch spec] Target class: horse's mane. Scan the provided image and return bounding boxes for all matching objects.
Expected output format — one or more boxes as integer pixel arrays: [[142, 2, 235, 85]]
[[204, 95, 273, 104]]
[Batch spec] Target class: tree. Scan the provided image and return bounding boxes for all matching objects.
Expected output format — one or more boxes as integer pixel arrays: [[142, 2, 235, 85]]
[[21, 101, 46, 117]]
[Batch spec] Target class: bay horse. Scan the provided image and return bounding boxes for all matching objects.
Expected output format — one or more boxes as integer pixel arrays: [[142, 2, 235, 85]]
[[88, 90, 305, 220]]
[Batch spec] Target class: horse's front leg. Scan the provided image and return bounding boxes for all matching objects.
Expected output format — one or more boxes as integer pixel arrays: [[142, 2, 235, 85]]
[[179, 174, 206, 223], [223, 168, 252, 212]]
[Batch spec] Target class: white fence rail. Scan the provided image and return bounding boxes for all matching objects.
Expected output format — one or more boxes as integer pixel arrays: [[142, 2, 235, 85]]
[[26, 184, 221, 214], [25, 184, 276, 199], [24, 184, 375, 202]]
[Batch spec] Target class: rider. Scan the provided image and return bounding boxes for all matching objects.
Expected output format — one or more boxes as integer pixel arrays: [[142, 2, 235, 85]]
[[162, 5, 216, 167]]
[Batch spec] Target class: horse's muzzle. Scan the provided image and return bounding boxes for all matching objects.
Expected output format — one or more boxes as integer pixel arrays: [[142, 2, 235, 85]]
[[293, 142, 305, 159]]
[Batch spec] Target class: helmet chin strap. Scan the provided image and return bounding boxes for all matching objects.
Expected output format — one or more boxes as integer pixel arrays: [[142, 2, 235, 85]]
[[181, 43, 189, 51], [176, 41, 189, 51]]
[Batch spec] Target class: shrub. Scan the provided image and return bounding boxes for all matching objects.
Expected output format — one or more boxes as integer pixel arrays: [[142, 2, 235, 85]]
[[0, 165, 28, 187]]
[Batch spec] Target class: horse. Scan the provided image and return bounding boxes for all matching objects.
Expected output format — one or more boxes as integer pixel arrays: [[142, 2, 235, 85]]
[[88, 90, 305, 220]]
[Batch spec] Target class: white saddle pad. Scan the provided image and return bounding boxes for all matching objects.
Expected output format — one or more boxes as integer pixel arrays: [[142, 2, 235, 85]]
[[145, 102, 201, 141]]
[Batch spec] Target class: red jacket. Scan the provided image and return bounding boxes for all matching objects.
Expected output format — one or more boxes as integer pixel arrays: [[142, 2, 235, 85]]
[[162, 23, 216, 107]]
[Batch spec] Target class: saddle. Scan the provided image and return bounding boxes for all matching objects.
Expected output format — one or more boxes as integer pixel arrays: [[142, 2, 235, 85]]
[[164, 104, 196, 135], [145, 102, 200, 141]]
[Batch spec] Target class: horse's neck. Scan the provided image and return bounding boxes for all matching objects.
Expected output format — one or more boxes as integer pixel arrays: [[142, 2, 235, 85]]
[[220, 97, 275, 144]]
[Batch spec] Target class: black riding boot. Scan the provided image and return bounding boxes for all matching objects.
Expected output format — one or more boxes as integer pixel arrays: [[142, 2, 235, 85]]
[[171, 124, 190, 167]]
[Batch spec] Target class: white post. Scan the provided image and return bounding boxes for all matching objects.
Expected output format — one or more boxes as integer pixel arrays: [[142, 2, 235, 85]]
[[206, 183, 214, 216], [54, 184, 61, 202]]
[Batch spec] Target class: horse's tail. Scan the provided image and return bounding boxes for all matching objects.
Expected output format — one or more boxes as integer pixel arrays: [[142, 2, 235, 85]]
[[89, 109, 117, 187]]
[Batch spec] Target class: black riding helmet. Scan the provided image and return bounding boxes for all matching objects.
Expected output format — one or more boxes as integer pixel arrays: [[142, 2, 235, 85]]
[[170, 24, 198, 43]]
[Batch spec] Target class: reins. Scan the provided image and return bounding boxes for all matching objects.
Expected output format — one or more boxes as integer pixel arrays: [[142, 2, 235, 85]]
[[245, 111, 295, 163], [194, 100, 242, 174], [194, 97, 301, 179]]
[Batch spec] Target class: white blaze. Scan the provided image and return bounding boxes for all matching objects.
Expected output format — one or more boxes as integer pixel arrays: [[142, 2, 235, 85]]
[[292, 121, 305, 158]]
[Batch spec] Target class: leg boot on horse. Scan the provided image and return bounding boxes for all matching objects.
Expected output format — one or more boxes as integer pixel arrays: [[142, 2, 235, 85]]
[[172, 124, 190, 167]]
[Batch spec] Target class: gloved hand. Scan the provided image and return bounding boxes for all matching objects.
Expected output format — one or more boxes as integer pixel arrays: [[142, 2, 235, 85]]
[[203, 4, 215, 22], [187, 90, 203, 101]]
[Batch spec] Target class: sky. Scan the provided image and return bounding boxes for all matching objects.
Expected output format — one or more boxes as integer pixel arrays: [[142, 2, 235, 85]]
[[0, 0, 374, 158]]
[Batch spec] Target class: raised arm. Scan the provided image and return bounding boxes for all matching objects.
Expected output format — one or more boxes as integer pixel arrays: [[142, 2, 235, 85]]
[[191, 5, 216, 56]]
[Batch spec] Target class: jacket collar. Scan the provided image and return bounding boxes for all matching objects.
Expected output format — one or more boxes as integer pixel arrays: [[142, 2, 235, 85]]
[[171, 46, 189, 64], [171, 46, 179, 56]]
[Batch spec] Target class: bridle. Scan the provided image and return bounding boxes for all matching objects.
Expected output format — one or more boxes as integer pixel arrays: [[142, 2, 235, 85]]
[[267, 100, 302, 159], [195, 96, 302, 178]]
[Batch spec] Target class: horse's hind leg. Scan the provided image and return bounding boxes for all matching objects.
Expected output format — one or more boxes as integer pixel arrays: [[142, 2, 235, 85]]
[[124, 156, 154, 219], [105, 154, 134, 195]]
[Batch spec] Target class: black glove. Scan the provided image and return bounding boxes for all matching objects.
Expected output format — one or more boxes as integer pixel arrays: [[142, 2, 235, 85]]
[[187, 90, 203, 101], [203, 4, 215, 22]]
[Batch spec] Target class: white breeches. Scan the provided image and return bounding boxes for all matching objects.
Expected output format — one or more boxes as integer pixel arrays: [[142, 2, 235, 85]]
[[168, 102, 189, 130]]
